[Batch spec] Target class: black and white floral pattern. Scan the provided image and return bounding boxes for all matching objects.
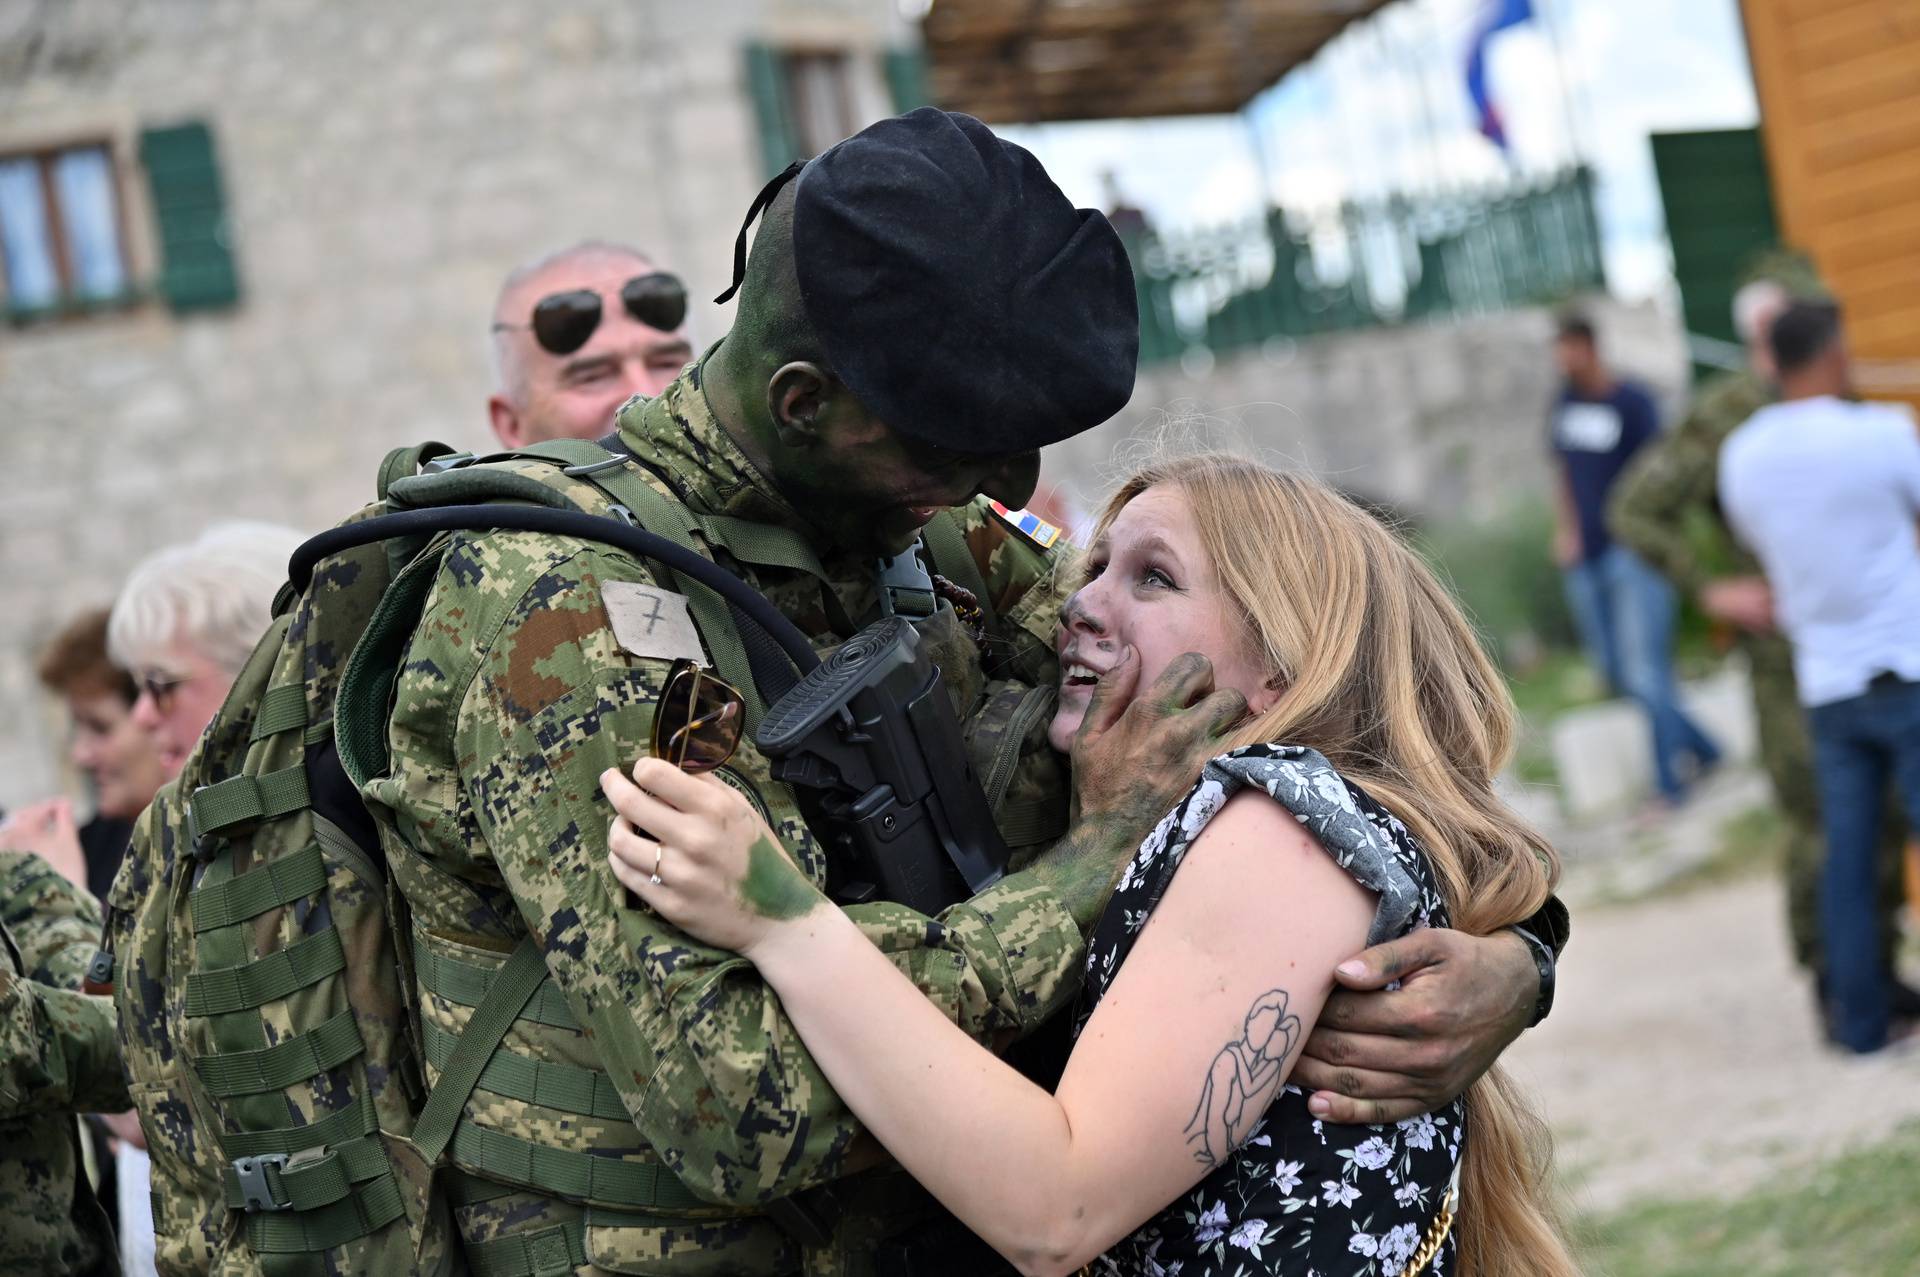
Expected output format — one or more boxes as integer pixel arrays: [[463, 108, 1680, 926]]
[[1078, 744, 1463, 1276]]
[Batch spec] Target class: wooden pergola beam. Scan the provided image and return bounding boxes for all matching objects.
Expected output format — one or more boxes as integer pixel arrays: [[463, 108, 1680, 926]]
[[923, 0, 1391, 123]]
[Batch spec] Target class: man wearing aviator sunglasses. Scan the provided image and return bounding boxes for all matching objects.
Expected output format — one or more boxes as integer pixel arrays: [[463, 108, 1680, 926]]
[[486, 240, 696, 449]]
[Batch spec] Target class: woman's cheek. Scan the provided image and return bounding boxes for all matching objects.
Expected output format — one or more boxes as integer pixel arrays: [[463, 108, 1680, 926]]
[[1047, 703, 1085, 754]]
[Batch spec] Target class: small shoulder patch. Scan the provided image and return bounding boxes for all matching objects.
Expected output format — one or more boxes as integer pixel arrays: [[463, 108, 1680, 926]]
[[987, 500, 1062, 550], [603, 582, 707, 665]]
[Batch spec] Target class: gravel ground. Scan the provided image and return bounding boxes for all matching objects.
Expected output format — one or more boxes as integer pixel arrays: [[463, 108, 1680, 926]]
[[1506, 830, 1920, 1217]]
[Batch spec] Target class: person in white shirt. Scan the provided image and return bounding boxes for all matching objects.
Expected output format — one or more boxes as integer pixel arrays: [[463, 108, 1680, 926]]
[[1720, 299, 1920, 1054]]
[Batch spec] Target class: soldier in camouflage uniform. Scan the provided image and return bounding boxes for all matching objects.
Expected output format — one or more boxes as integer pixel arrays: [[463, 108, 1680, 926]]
[[1, 850, 128, 1275], [112, 109, 1553, 1276], [1608, 280, 1910, 1003]]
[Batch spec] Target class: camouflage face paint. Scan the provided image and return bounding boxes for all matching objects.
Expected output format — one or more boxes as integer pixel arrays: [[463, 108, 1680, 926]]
[[738, 835, 820, 921]]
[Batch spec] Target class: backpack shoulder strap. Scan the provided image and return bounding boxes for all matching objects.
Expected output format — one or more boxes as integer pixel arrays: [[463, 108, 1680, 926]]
[[921, 508, 1000, 635], [353, 440, 781, 729]]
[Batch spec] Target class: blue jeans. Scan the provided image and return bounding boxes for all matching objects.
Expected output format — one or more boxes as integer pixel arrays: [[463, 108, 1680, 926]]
[[1563, 545, 1722, 800], [1809, 677, 1920, 1052]]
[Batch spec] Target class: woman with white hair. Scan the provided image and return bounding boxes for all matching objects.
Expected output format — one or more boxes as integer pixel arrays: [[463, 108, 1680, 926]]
[[109, 520, 304, 778]]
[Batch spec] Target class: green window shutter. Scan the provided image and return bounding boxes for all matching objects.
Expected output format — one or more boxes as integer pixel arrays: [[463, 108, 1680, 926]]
[[139, 120, 240, 311], [883, 47, 930, 113], [743, 42, 801, 178], [1650, 128, 1779, 374]]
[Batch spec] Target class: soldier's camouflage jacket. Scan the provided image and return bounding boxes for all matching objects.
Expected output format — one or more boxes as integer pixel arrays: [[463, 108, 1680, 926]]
[[383, 359, 1080, 1274], [1608, 368, 1773, 597], [1, 851, 126, 1275]]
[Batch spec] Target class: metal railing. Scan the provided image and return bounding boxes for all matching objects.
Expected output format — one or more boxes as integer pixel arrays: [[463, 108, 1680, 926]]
[[1128, 167, 1605, 365]]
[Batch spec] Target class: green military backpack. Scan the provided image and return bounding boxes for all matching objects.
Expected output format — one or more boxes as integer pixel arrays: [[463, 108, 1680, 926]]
[[117, 435, 1018, 1273]]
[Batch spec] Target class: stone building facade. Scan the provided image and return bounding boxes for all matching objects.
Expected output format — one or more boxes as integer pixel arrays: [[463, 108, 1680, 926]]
[[0, 0, 917, 806], [0, 0, 1688, 813]]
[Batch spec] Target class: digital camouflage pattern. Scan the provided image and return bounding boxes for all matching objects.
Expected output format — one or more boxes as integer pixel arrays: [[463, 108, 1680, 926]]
[[358, 355, 1084, 1274], [1, 850, 124, 1275], [1609, 370, 1905, 975], [110, 515, 461, 1277]]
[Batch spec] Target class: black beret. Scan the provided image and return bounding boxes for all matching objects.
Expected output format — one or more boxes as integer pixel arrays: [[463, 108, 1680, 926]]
[[792, 108, 1138, 455]]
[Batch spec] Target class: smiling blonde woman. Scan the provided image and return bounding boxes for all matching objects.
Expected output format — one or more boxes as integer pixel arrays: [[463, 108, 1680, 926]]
[[604, 455, 1578, 1277]]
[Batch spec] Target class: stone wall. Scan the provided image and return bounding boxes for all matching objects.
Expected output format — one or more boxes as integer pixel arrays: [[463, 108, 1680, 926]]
[[1040, 294, 1690, 530], [0, 0, 909, 809], [0, 0, 1692, 814]]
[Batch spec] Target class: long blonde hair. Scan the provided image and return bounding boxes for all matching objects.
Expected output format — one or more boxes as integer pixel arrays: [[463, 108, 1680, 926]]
[[1085, 455, 1577, 1277]]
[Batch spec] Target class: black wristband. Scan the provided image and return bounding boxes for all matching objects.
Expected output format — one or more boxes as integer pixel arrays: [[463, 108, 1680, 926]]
[[1508, 924, 1556, 1028]]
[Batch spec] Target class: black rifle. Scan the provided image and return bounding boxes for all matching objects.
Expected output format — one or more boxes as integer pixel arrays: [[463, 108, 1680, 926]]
[[756, 613, 1009, 916]]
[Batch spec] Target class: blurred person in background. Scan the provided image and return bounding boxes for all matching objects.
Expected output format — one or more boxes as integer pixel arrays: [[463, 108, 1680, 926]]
[[487, 240, 695, 448], [1610, 276, 1918, 1028], [1721, 300, 1920, 1055], [1549, 312, 1720, 806], [1, 610, 168, 1264], [109, 521, 306, 781], [98, 519, 301, 1274], [1, 847, 131, 1276], [0, 610, 170, 900]]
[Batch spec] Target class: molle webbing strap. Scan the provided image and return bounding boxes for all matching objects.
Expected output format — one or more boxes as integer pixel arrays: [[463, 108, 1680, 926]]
[[422, 1019, 632, 1122], [221, 1089, 379, 1160], [448, 1122, 708, 1212], [249, 684, 310, 742], [221, 1132, 390, 1212], [413, 937, 580, 1031], [409, 939, 550, 1167], [243, 1175, 407, 1255], [466, 1219, 586, 1277], [190, 844, 327, 932], [920, 510, 1000, 634], [190, 766, 311, 841], [465, 1205, 710, 1277], [185, 929, 346, 1016], [195, 1008, 364, 1097]]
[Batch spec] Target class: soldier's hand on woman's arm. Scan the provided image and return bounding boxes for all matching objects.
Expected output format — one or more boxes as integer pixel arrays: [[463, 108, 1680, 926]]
[[1290, 927, 1539, 1125], [1027, 647, 1248, 929]]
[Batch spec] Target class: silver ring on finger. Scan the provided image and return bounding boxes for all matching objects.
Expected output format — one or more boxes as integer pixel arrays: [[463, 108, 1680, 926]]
[[650, 842, 665, 886]]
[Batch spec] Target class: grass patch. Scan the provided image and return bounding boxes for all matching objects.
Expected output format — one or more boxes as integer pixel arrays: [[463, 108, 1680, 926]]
[[1573, 1120, 1920, 1276]]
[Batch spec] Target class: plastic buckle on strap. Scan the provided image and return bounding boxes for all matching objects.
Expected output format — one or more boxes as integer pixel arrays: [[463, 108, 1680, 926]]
[[233, 1153, 291, 1212], [422, 452, 476, 474], [186, 796, 219, 862], [876, 538, 937, 619]]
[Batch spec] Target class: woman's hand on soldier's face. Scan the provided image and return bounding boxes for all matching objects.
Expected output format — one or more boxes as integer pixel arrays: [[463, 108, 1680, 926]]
[[601, 758, 825, 957]]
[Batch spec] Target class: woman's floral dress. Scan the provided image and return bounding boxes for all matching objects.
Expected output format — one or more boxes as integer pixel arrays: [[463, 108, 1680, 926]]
[[1078, 744, 1463, 1277]]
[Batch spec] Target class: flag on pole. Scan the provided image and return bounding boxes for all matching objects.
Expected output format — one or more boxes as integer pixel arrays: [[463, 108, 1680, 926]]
[[1466, 0, 1535, 151]]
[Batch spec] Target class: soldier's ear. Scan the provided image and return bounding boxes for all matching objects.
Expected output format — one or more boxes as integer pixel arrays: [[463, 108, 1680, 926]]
[[768, 362, 833, 447]]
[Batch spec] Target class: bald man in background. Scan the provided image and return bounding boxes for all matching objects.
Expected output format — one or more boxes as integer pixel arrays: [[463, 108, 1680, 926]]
[[487, 240, 697, 448]]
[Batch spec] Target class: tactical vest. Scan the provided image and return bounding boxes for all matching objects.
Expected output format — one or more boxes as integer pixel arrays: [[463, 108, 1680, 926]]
[[115, 436, 1056, 1275]]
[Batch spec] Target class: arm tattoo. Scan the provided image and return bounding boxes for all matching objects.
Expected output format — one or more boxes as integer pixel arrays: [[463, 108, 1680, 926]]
[[1183, 989, 1302, 1168]]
